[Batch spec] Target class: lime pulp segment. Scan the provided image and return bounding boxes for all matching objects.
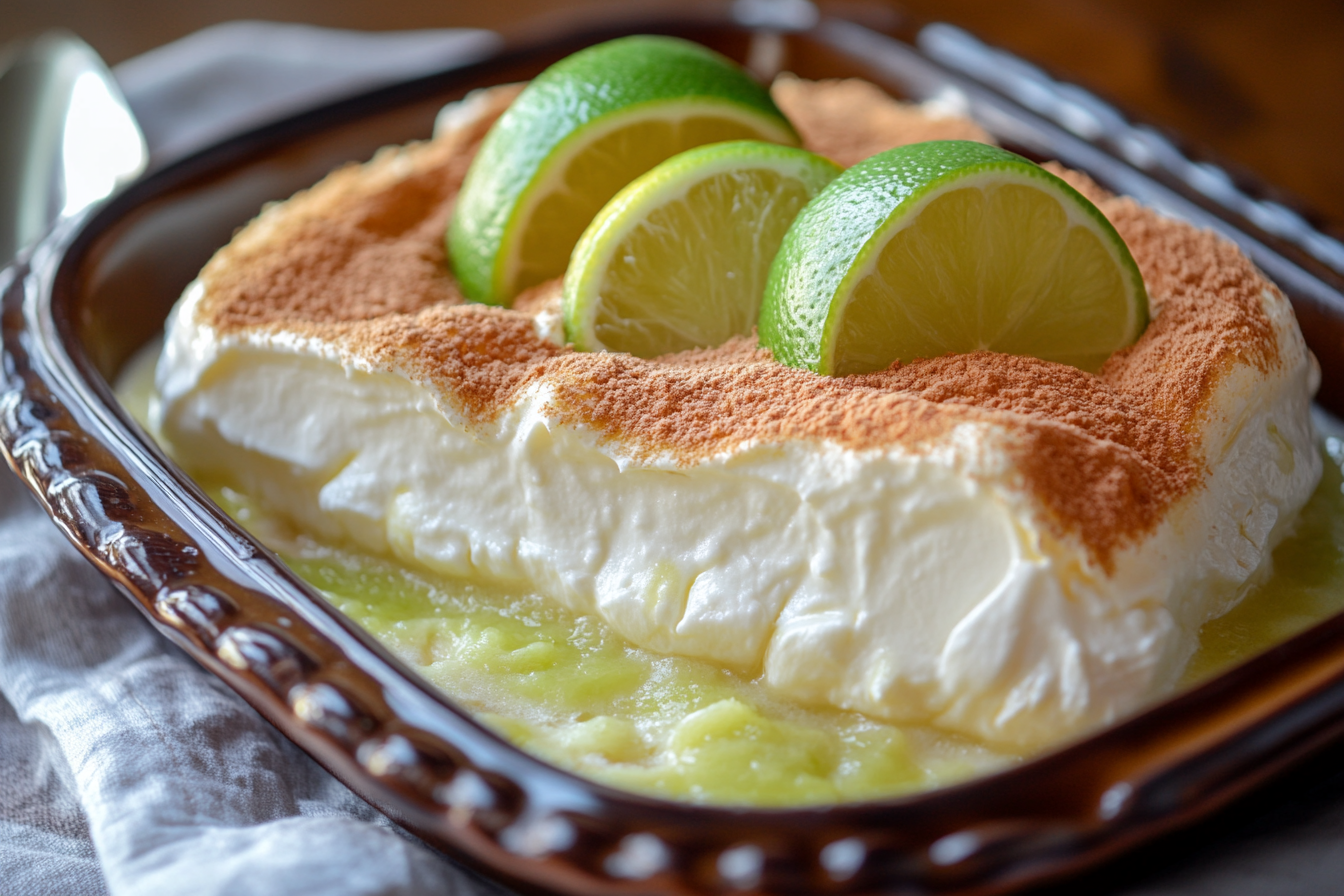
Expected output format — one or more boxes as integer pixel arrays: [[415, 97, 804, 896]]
[[447, 35, 799, 306], [759, 141, 1148, 376], [505, 104, 797, 306], [563, 141, 842, 358]]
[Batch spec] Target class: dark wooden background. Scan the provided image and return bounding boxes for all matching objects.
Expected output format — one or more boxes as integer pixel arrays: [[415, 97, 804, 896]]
[[5, 0, 1343, 239], [4, 2, 1344, 894]]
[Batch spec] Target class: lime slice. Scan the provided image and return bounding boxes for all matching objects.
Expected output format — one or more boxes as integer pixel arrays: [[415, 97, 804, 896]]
[[759, 141, 1148, 375], [448, 35, 799, 306], [563, 141, 840, 357]]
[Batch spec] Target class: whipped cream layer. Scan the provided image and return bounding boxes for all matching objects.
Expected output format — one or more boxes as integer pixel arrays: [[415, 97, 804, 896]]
[[152, 79, 1322, 751]]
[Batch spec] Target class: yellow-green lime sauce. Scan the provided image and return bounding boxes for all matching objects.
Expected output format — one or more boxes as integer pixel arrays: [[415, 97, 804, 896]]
[[271, 525, 961, 804], [1181, 436, 1344, 684], [116, 345, 1344, 805]]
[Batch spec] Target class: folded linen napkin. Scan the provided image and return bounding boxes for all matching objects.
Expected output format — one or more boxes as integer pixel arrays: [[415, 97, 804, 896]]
[[0, 465, 506, 896], [115, 21, 500, 165]]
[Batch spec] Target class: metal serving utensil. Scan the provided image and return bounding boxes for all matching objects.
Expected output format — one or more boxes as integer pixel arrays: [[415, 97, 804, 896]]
[[0, 30, 146, 265]]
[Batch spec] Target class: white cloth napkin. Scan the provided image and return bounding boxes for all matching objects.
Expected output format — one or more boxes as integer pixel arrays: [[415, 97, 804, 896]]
[[6, 17, 1344, 896], [0, 22, 509, 896], [114, 21, 500, 165], [0, 467, 509, 896]]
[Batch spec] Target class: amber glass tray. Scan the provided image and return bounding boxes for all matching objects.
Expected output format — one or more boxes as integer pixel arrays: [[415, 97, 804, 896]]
[[5, 5, 1344, 894]]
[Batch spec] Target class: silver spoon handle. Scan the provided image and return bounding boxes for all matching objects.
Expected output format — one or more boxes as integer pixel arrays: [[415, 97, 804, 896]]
[[0, 30, 147, 265]]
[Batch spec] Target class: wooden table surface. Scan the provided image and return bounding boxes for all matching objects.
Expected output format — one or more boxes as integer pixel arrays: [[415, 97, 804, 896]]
[[4, 1, 1344, 894], [6, 0, 1342, 237]]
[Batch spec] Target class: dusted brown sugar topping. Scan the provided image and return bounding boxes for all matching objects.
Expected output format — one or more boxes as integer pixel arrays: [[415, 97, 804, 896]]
[[194, 78, 1285, 568], [771, 74, 995, 167]]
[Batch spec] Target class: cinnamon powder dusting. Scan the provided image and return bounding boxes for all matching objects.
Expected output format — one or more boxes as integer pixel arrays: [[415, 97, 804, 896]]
[[195, 81, 1287, 569], [772, 75, 996, 167]]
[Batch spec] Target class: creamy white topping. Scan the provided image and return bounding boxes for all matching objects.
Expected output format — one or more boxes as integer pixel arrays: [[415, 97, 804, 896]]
[[154, 278, 1321, 751]]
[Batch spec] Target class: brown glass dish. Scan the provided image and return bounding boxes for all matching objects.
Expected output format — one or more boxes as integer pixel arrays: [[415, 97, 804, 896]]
[[6, 6, 1344, 894]]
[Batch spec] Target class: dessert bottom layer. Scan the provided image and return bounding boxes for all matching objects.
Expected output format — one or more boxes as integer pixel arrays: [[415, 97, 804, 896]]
[[191, 447, 1344, 805]]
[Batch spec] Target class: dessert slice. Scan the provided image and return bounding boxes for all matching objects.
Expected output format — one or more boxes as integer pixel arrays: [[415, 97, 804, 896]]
[[153, 76, 1320, 753]]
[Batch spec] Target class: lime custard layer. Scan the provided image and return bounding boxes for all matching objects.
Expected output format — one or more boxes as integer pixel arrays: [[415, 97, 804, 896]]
[[275, 453, 1344, 803], [246, 449, 1344, 804], [117, 349, 1344, 804]]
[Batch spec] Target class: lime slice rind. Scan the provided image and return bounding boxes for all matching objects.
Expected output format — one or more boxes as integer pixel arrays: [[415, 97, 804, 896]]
[[447, 35, 798, 306], [759, 141, 1148, 376], [564, 141, 841, 357], [825, 163, 1147, 374], [497, 99, 800, 304]]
